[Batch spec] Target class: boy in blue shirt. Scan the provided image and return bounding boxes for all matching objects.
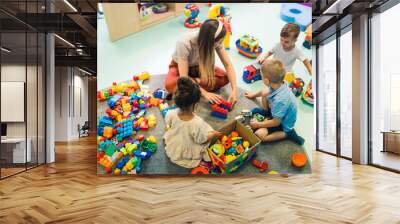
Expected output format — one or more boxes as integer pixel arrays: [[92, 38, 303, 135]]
[[245, 59, 304, 145]]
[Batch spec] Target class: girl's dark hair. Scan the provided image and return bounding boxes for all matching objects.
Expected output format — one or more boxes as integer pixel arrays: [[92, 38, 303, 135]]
[[174, 77, 201, 109], [197, 19, 227, 90]]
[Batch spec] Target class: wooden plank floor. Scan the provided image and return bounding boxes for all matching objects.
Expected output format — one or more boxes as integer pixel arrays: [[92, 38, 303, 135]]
[[0, 136, 400, 224]]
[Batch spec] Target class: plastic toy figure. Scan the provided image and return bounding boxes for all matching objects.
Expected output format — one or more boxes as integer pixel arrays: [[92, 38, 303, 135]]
[[184, 4, 201, 28]]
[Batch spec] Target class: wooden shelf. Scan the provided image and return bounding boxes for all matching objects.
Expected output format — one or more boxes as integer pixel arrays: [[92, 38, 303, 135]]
[[102, 3, 208, 42], [140, 11, 175, 29]]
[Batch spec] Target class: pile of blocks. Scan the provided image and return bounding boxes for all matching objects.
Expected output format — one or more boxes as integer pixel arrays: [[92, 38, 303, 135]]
[[97, 72, 163, 174], [211, 100, 232, 119]]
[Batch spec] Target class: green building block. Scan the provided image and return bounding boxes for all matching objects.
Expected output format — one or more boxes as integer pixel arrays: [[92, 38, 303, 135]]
[[105, 143, 117, 157], [141, 139, 157, 153], [253, 113, 265, 122]]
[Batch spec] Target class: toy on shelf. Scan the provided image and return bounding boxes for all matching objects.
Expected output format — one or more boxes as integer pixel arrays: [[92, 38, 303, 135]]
[[302, 81, 314, 106], [280, 3, 312, 32], [139, 5, 152, 20], [152, 4, 168, 14], [303, 25, 312, 49], [207, 121, 260, 174], [210, 99, 232, 119], [208, 4, 232, 50], [184, 4, 201, 28], [235, 35, 263, 59], [291, 152, 307, 168], [251, 159, 268, 172], [243, 62, 261, 83]]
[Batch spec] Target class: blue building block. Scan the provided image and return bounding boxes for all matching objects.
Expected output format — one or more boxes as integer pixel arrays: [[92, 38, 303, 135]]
[[280, 3, 312, 32], [211, 111, 227, 119], [153, 88, 168, 99], [130, 94, 140, 102], [133, 150, 152, 160], [136, 158, 142, 173], [115, 119, 133, 141], [99, 116, 113, 127], [108, 94, 122, 108]]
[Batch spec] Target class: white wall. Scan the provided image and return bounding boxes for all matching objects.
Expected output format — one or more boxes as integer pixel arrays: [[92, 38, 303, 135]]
[[54, 66, 89, 141]]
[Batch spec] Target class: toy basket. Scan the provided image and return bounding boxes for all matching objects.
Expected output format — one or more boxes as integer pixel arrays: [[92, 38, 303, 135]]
[[208, 120, 261, 174]]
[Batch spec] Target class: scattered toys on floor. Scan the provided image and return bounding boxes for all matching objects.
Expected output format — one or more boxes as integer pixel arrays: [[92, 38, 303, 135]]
[[289, 78, 305, 97], [208, 122, 259, 174], [291, 152, 307, 168], [243, 62, 262, 83], [253, 113, 265, 122], [97, 73, 164, 175], [303, 25, 312, 49], [159, 103, 177, 118], [184, 4, 201, 28], [236, 34, 263, 58], [208, 4, 232, 50], [280, 3, 312, 32], [191, 166, 209, 174], [302, 81, 314, 106], [210, 99, 232, 119], [251, 159, 269, 172], [284, 72, 304, 97]]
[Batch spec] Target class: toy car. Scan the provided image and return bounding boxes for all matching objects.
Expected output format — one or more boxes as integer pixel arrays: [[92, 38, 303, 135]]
[[243, 62, 261, 83]]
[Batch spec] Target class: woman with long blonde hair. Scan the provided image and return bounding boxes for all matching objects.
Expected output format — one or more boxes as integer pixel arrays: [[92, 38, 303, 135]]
[[165, 19, 237, 105]]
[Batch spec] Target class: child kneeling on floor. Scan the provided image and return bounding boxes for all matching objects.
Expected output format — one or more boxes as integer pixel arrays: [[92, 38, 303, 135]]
[[164, 77, 222, 168], [245, 59, 304, 145]]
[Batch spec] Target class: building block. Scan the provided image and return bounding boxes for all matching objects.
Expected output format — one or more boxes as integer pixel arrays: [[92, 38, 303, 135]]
[[105, 143, 117, 157], [115, 119, 133, 141], [141, 138, 157, 153], [251, 159, 268, 172], [133, 72, 150, 81], [103, 126, 114, 139], [147, 115, 156, 128], [211, 101, 231, 119], [108, 94, 122, 108], [153, 88, 168, 99], [134, 150, 152, 160]]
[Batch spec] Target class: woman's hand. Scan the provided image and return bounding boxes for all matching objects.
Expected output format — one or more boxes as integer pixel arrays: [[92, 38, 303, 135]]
[[228, 91, 237, 107], [203, 91, 223, 104]]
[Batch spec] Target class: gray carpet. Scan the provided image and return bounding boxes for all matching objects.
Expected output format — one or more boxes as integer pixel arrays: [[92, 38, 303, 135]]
[[97, 75, 311, 174]]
